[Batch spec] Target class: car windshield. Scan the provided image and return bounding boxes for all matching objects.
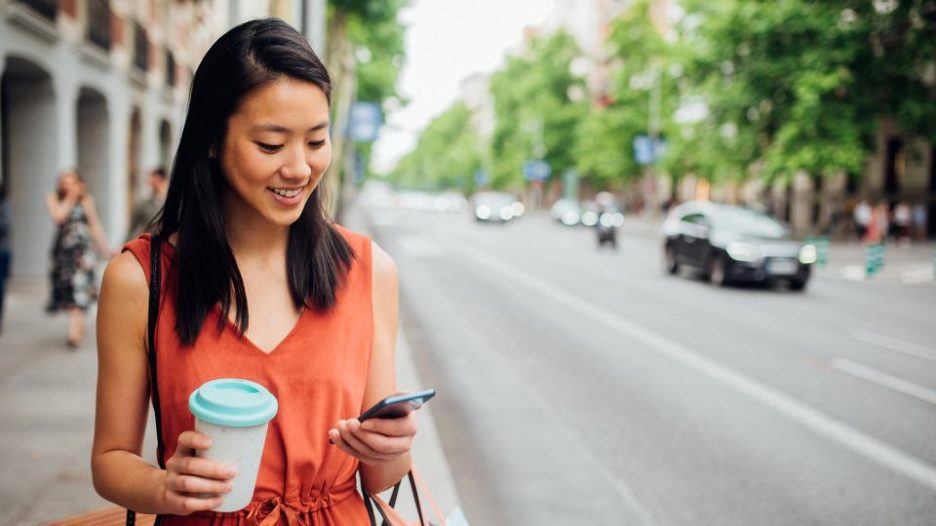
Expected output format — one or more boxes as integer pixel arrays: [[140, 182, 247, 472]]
[[710, 207, 787, 239]]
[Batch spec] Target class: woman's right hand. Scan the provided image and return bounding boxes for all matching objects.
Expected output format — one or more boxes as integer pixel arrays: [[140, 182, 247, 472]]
[[160, 431, 239, 515]]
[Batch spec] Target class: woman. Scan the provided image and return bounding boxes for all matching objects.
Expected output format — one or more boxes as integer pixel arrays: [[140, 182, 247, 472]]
[[91, 18, 416, 525], [45, 169, 112, 347]]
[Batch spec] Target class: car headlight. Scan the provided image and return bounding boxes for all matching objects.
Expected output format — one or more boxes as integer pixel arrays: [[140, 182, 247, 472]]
[[475, 205, 491, 220], [799, 244, 817, 264], [499, 207, 514, 221], [581, 211, 598, 226], [511, 202, 525, 217], [726, 242, 760, 262]]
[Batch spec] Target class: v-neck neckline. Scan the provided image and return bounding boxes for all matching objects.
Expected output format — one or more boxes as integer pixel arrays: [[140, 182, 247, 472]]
[[217, 305, 306, 356]]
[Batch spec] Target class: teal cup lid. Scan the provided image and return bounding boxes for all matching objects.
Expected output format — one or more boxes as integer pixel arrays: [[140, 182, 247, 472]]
[[189, 379, 278, 428]]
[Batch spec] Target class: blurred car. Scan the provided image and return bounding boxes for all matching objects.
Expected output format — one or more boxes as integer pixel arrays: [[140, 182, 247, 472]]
[[471, 192, 524, 223], [434, 191, 469, 213], [550, 198, 582, 226], [662, 201, 814, 290]]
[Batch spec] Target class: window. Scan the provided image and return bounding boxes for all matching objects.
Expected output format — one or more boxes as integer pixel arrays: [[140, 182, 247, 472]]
[[87, 0, 111, 51], [19, 0, 57, 21], [165, 50, 176, 87], [133, 21, 149, 72]]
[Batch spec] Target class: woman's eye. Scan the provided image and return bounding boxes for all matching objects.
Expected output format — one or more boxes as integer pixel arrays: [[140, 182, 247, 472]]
[[308, 140, 326, 149], [257, 142, 282, 152]]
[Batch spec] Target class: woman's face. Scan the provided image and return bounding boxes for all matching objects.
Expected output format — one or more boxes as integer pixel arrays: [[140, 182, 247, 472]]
[[218, 78, 331, 228], [58, 172, 80, 195]]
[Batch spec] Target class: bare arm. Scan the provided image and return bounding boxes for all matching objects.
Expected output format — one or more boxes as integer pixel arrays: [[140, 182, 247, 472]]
[[46, 193, 77, 225], [81, 196, 112, 256], [92, 252, 235, 514], [329, 241, 414, 494]]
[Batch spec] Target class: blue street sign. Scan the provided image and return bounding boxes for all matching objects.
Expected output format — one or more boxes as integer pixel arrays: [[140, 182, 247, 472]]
[[633, 135, 667, 165], [348, 102, 382, 142], [523, 159, 551, 182], [474, 169, 489, 187]]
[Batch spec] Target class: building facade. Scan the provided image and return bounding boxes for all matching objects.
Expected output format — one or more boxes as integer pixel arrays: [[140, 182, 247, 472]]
[[0, 0, 325, 279]]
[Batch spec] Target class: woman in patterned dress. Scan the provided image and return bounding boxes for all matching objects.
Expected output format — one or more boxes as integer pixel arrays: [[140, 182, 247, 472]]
[[45, 169, 112, 348]]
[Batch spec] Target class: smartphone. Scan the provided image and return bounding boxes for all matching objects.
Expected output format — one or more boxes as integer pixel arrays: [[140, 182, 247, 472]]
[[358, 389, 436, 422]]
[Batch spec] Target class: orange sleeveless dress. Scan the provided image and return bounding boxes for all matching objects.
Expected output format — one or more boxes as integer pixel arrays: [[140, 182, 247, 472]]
[[123, 227, 373, 526]]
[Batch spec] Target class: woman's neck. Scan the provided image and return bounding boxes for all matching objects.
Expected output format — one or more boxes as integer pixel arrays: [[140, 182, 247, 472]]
[[222, 194, 289, 263]]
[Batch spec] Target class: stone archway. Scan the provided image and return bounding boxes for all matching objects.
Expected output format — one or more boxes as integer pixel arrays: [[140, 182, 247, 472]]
[[1, 56, 57, 278]]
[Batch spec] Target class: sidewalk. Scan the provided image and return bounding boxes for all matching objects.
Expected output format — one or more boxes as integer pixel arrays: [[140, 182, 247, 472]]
[[0, 250, 458, 524]]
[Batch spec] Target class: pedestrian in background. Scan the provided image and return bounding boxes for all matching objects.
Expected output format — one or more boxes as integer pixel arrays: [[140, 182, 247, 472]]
[[92, 18, 417, 525], [125, 166, 169, 240], [912, 201, 928, 240], [893, 201, 912, 247], [0, 194, 10, 334], [853, 198, 871, 241], [45, 169, 113, 348]]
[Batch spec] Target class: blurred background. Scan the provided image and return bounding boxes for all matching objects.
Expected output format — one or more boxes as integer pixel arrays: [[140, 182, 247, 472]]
[[1, 0, 935, 524]]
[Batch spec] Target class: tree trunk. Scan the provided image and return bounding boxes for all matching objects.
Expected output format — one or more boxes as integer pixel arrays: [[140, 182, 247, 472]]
[[323, 13, 357, 221]]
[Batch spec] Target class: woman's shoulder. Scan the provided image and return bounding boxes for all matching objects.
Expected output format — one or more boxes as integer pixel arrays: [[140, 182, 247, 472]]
[[332, 223, 371, 254]]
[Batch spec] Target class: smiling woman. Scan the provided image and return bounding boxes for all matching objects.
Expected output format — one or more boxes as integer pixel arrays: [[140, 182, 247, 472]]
[[91, 17, 415, 526]]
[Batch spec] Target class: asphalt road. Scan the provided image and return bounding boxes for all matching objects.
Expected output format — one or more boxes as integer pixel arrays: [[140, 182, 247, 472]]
[[364, 206, 936, 526]]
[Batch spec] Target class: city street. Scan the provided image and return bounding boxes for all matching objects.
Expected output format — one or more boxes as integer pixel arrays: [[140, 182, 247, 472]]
[[365, 204, 936, 525]]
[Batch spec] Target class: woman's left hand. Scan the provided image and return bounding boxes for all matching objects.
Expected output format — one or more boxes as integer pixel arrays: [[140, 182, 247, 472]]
[[328, 413, 417, 466]]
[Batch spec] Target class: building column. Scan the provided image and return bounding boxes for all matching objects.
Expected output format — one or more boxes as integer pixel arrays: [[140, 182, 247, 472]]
[[54, 76, 78, 170], [0, 54, 5, 190], [140, 92, 161, 178], [107, 94, 130, 242]]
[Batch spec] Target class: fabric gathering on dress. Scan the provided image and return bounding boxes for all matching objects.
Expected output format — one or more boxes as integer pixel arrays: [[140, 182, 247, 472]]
[[122, 227, 374, 526], [47, 204, 98, 312]]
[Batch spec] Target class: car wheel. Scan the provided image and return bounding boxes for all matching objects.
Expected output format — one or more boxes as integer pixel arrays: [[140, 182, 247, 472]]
[[709, 255, 729, 287], [790, 279, 808, 292], [664, 246, 679, 275]]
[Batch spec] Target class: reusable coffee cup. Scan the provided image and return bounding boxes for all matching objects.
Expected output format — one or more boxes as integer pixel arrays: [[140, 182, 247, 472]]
[[188, 378, 278, 512]]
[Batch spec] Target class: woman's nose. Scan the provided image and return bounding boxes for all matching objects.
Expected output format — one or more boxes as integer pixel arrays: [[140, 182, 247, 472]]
[[281, 145, 312, 181]]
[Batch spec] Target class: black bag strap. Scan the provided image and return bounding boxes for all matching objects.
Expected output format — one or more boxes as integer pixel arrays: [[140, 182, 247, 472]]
[[363, 471, 427, 526], [127, 234, 166, 526]]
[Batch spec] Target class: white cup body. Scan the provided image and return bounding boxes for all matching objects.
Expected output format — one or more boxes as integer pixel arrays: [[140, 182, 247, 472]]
[[194, 419, 269, 512]]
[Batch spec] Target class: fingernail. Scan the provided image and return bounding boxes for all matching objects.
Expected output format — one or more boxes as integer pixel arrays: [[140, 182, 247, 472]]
[[225, 464, 239, 477]]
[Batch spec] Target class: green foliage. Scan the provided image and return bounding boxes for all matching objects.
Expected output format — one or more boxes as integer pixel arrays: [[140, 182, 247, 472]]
[[391, 0, 936, 191], [389, 103, 483, 191], [674, 0, 936, 182], [576, 0, 677, 187], [488, 31, 587, 189]]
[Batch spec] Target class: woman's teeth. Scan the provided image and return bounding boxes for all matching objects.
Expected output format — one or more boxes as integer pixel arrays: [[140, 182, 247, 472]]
[[270, 188, 301, 198]]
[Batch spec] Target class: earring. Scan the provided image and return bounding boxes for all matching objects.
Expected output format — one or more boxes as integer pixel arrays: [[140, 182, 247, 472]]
[[208, 147, 217, 159]]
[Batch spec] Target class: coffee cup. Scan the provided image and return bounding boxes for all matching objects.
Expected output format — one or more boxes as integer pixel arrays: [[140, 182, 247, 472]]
[[188, 378, 278, 511]]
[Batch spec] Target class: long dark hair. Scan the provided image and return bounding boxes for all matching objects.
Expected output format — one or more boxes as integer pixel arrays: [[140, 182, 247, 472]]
[[157, 18, 353, 345]]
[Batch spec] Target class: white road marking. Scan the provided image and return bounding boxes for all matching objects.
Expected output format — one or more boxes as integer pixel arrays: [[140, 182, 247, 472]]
[[446, 241, 936, 493], [853, 329, 936, 364], [832, 358, 936, 407]]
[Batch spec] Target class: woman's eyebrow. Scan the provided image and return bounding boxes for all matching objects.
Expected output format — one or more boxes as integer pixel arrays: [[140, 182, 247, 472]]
[[251, 121, 330, 133]]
